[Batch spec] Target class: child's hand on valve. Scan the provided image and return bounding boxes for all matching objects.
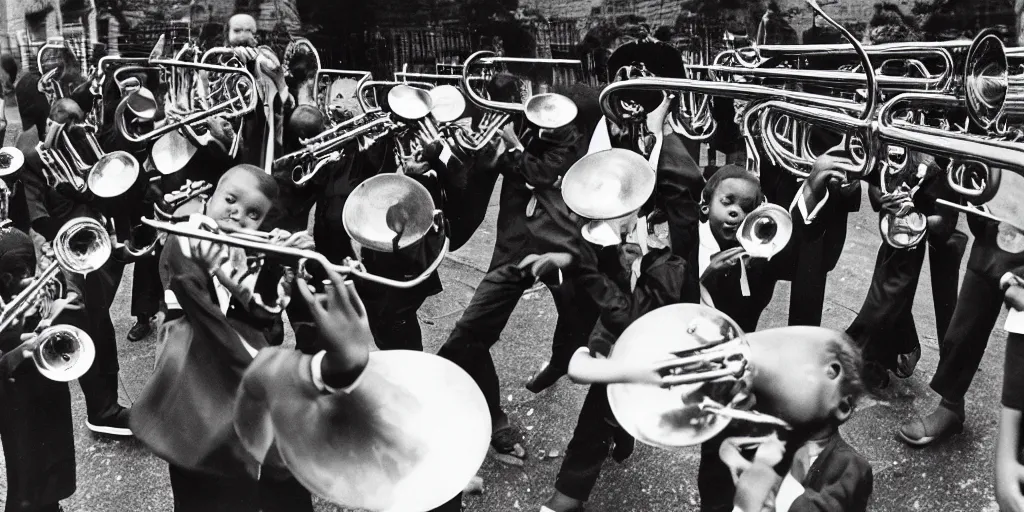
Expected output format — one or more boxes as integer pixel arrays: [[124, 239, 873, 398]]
[[297, 265, 372, 390], [878, 189, 915, 217], [806, 146, 858, 204], [732, 433, 787, 512]]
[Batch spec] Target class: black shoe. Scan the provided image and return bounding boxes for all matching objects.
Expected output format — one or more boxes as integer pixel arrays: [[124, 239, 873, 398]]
[[525, 362, 565, 394], [127, 317, 153, 342], [86, 406, 133, 437], [863, 360, 890, 391]]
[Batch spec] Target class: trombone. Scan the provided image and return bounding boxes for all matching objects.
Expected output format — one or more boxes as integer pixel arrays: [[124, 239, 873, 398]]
[[140, 216, 449, 289]]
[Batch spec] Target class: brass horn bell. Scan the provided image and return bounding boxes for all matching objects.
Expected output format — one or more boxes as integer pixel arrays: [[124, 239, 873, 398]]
[[342, 174, 441, 253], [235, 350, 491, 512], [524, 93, 578, 129], [428, 84, 467, 123], [0, 147, 25, 176], [607, 304, 759, 448], [737, 203, 793, 259], [32, 325, 96, 382], [562, 149, 656, 245]]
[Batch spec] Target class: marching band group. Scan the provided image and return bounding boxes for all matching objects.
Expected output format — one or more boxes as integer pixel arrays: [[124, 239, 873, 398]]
[[1, 1, 1024, 511]]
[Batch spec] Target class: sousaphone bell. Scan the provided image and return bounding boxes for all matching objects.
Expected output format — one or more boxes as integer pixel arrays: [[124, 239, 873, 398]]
[[561, 149, 656, 246], [234, 350, 490, 511], [341, 174, 449, 283], [0, 147, 25, 176]]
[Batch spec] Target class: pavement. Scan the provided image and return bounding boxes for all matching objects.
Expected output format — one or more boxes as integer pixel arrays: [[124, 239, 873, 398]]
[[0, 103, 1007, 512]]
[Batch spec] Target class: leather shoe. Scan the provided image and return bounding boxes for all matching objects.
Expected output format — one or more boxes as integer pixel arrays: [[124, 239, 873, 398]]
[[526, 361, 565, 393], [897, 402, 964, 447]]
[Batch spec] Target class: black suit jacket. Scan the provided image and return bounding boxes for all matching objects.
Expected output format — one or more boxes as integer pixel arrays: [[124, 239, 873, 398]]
[[791, 433, 873, 512]]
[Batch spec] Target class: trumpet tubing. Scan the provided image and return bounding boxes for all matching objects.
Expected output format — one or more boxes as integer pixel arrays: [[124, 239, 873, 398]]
[[141, 216, 448, 289], [279, 112, 397, 186]]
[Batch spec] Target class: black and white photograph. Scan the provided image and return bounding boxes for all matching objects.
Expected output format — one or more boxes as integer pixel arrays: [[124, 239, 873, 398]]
[[0, 0, 1020, 510]]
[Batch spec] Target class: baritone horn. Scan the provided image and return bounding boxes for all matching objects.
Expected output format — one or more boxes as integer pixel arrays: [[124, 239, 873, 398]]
[[460, 51, 581, 149], [560, 149, 656, 246], [35, 120, 141, 198], [606, 304, 790, 448]]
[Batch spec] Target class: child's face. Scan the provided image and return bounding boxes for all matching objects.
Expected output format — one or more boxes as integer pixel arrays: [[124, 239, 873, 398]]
[[707, 178, 760, 243], [205, 170, 273, 232], [228, 15, 258, 47], [748, 326, 851, 426]]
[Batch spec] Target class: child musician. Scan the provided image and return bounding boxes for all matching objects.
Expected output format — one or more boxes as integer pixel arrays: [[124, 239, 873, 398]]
[[897, 216, 1024, 445], [567, 311, 872, 512], [0, 220, 85, 512], [844, 153, 966, 389], [997, 271, 1024, 511], [437, 77, 598, 463], [17, 98, 131, 437], [540, 190, 689, 512], [130, 164, 312, 512]]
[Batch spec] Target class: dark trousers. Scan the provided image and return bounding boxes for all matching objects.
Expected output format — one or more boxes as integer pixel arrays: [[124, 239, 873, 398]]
[[77, 259, 126, 421], [359, 284, 431, 352], [554, 384, 633, 501], [698, 430, 737, 512], [929, 267, 1006, 403], [847, 231, 968, 366], [0, 365, 75, 512], [788, 233, 830, 327], [130, 252, 163, 318], [437, 265, 598, 421], [168, 465, 312, 512]]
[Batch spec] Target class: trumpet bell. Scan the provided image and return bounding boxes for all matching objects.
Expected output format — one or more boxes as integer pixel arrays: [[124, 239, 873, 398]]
[[88, 151, 140, 198], [152, 130, 198, 175], [562, 149, 656, 220], [965, 30, 1008, 130], [428, 85, 466, 123], [54, 217, 112, 274], [342, 174, 438, 252], [879, 211, 928, 249], [33, 325, 95, 382], [737, 204, 793, 259], [524, 93, 578, 129], [387, 84, 432, 120], [608, 304, 748, 448], [237, 350, 490, 511], [0, 147, 25, 176]]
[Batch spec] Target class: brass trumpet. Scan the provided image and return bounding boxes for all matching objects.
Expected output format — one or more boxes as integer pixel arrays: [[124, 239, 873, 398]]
[[0, 217, 112, 382], [140, 213, 449, 289], [275, 110, 398, 186]]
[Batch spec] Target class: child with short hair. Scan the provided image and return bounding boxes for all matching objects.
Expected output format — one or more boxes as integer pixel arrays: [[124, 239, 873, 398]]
[[0, 220, 86, 512], [131, 164, 313, 512], [567, 311, 873, 512]]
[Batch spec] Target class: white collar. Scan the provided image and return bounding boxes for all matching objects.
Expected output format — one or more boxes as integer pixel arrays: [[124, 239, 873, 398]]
[[698, 220, 720, 279]]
